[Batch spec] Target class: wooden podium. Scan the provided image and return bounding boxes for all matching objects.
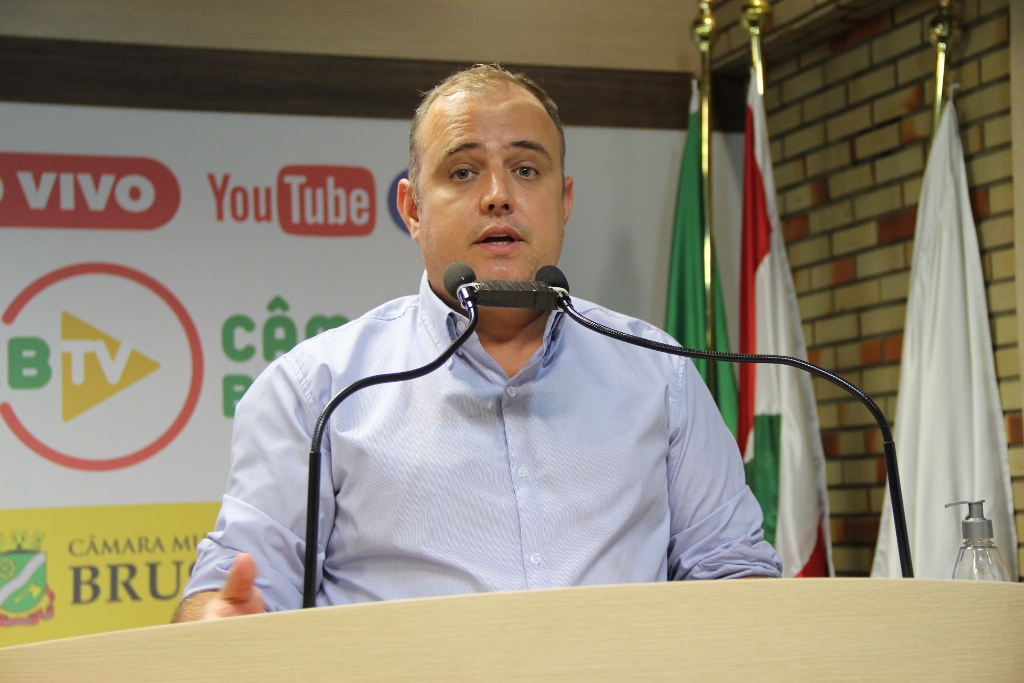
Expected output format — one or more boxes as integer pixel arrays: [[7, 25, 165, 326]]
[[1, 578, 1022, 682]]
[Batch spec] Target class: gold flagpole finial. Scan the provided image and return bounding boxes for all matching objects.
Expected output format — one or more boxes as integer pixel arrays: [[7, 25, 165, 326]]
[[691, 1, 719, 53], [742, 0, 772, 95], [691, 1, 718, 384], [928, 0, 960, 138]]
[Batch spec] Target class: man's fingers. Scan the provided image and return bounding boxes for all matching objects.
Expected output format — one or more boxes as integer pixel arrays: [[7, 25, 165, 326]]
[[219, 553, 257, 603], [191, 555, 266, 620]]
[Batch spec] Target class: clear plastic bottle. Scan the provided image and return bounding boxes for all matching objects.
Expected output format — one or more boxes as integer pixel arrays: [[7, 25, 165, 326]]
[[945, 500, 1009, 581]]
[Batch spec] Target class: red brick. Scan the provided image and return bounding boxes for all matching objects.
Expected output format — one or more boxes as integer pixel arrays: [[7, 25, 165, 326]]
[[783, 214, 810, 242], [831, 518, 847, 543], [822, 431, 841, 457], [832, 257, 856, 284], [882, 334, 903, 361], [905, 83, 924, 112], [807, 347, 822, 366], [970, 188, 988, 220], [864, 427, 883, 454], [875, 459, 888, 485], [1006, 414, 1023, 445], [844, 13, 892, 47], [847, 516, 881, 543], [810, 178, 829, 205], [900, 116, 929, 144], [860, 338, 884, 365], [878, 208, 917, 244]]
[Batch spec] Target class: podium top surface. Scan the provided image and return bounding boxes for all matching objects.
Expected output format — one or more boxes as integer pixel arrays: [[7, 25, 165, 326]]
[[1, 578, 1022, 682]]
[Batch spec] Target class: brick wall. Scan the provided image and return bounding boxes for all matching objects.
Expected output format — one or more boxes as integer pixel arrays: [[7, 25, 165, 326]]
[[715, 0, 1020, 578]]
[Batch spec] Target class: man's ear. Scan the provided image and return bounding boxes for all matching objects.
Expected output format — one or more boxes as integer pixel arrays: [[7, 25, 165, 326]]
[[562, 175, 575, 225], [397, 178, 421, 242]]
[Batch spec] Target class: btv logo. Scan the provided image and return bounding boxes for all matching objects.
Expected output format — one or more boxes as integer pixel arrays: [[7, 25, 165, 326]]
[[0, 152, 180, 230], [2, 264, 202, 471], [60, 312, 159, 422]]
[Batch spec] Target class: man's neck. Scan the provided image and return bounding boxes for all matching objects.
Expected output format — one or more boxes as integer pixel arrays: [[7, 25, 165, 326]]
[[430, 280, 549, 378], [474, 307, 549, 379]]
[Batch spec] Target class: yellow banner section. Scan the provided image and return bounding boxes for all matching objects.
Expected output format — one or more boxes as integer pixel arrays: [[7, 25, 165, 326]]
[[0, 502, 219, 647]]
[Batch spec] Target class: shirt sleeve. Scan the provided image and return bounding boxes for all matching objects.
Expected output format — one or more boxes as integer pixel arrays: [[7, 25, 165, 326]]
[[184, 353, 335, 611], [664, 358, 783, 579]]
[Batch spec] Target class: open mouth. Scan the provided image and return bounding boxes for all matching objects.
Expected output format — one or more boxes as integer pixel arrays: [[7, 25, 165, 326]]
[[477, 226, 523, 247], [481, 234, 516, 245]]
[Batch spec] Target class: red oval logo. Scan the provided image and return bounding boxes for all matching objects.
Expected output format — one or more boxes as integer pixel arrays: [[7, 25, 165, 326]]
[[277, 165, 376, 237], [0, 152, 180, 230]]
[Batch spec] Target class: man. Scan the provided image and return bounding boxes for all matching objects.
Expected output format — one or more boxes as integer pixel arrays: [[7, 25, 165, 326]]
[[176, 65, 780, 621]]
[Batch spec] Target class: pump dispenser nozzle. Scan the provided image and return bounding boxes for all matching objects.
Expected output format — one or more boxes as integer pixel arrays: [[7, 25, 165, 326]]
[[945, 499, 994, 539]]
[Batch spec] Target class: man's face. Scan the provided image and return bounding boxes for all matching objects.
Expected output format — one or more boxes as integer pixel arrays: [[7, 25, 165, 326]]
[[398, 85, 574, 300]]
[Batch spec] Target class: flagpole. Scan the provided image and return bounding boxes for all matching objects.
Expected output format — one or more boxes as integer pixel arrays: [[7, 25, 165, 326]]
[[742, 0, 771, 96], [928, 0, 959, 140], [692, 1, 718, 389]]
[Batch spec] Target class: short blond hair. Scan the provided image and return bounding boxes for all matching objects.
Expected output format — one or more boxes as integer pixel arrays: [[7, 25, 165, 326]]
[[408, 64, 565, 198]]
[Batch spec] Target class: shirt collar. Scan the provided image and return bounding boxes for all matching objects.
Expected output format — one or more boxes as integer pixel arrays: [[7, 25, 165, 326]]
[[416, 270, 566, 365]]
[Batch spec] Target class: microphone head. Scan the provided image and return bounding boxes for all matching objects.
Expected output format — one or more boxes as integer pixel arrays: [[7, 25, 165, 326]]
[[443, 262, 477, 299], [535, 265, 569, 293]]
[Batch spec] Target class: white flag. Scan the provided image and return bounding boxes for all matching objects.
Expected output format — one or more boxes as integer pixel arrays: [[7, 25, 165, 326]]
[[871, 102, 1018, 579]]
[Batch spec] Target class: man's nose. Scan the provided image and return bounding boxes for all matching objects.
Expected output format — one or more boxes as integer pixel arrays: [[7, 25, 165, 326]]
[[480, 170, 513, 214]]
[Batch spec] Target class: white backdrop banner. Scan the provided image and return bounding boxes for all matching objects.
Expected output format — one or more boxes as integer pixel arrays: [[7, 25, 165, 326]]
[[1, 102, 753, 643]]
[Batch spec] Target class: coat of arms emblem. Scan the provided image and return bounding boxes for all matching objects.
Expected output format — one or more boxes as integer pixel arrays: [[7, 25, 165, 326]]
[[0, 532, 54, 627]]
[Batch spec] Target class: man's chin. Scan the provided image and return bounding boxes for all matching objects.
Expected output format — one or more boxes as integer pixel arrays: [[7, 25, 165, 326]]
[[468, 259, 539, 283]]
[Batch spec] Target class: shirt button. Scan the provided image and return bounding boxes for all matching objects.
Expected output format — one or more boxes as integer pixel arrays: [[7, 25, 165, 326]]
[[530, 552, 542, 565], [517, 466, 530, 478], [506, 386, 517, 397]]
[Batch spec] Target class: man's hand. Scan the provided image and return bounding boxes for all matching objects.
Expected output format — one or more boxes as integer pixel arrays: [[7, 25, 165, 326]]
[[173, 553, 266, 622]]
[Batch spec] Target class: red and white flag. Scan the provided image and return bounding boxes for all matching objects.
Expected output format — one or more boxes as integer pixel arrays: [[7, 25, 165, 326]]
[[739, 70, 832, 577]]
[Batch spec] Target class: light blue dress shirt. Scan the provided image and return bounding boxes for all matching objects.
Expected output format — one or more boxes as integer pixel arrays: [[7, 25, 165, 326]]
[[187, 273, 781, 610]]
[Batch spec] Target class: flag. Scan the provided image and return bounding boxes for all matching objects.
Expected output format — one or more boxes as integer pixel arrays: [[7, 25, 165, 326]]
[[871, 102, 1018, 579], [665, 78, 739, 435], [740, 70, 832, 577]]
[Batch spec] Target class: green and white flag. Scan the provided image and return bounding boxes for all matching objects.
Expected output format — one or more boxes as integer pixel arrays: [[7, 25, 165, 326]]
[[665, 78, 738, 435]]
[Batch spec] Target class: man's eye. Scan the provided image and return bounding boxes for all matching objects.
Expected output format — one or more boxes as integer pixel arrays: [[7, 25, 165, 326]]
[[516, 167, 536, 178], [453, 169, 472, 180]]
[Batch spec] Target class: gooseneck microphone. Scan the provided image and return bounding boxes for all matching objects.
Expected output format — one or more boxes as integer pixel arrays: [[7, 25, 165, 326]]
[[301, 263, 481, 608], [530, 265, 913, 579], [300, 261, 912, 609]]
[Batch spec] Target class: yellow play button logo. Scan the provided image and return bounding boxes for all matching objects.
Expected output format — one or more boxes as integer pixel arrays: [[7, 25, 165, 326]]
[[61, 312, 160, 421]]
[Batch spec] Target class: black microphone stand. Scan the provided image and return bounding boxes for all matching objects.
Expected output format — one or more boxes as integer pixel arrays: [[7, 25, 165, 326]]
[[301, 289, 480, 607], [550, 289, 914, 579]]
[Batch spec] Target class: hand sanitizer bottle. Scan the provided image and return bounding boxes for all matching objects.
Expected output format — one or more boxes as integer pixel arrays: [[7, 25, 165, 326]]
[[944, 500, 1009, 581]]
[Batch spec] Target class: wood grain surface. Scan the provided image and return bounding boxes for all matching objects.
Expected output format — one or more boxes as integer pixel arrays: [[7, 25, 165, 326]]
[[1, 579, 1022, 682]]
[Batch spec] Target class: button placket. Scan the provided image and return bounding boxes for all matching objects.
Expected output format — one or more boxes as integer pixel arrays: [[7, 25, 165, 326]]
[[500, 382, 546, 584]]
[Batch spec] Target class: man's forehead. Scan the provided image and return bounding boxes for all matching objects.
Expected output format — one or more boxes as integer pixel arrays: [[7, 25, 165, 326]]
[[420, 86, 557, 150]]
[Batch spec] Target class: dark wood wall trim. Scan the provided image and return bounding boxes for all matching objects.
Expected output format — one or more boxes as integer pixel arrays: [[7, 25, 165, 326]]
[[0, 37, 745, 131]]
